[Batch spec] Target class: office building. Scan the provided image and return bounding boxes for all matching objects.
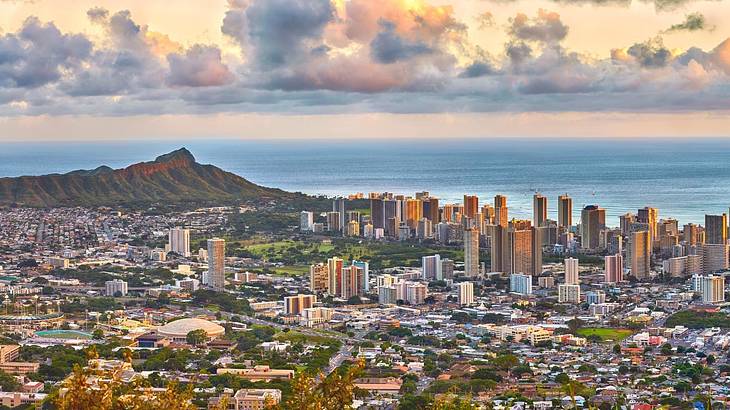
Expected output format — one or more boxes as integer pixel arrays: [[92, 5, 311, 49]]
[[564, 257, 579, 285], [207, 238, 226, 291], [558, 284, 581, 304], [629, 230, 651, 279], [309, 263, 329, 293], [300, 211, 314, 231], [105, 279, 128, 297], [533, 194, 547, 227], [422, 254, 442, 281], [464, 228, 480, 276], [510, 273, 533, 295], [168, 227, 190, 257], [705, 214, 728, 245], [604, 254, 624, 283], [458, 282, 474, 306], [557, 194, 572, 228], [284, 294, 316, 316], [581, 205, 605, 250]]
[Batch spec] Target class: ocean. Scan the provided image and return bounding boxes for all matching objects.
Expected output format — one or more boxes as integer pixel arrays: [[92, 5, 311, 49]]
[[1, 138, 729, 225]]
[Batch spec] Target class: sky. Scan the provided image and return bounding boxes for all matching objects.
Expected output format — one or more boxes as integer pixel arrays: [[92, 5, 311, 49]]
[[1, 0, 730, 140]]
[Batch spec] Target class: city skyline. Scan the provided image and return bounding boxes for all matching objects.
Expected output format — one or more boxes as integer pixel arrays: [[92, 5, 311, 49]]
[[2, 0, 730, 139]]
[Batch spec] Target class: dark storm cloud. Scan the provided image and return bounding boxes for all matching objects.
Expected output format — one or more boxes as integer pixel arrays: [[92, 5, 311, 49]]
[[626, 38, 672, 67]]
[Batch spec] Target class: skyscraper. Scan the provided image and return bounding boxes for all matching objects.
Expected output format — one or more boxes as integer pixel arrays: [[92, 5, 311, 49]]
[[705, 214, 727, 245], [505, 224, 534, 275], [581, 205, 605, 250], [207, 238, 225, 291], [300, 211, 314, 231], [458, 282, 474, 306], [326, 212, 341, 232], [494, 195, 508, 227], [701, 243, 729, 274], [169, 227, 190, 257], [533, 194, 547, 228], [557, 194, 572, 229], [464, 195, 479, 220], [604, 254, 624, 283], [423, 197, 440, 223], [405, 198, 423, 230], [637, 207, 658, 244], [333, 198, 346, 232], [327, 257, 343, 296], [464, 228, 480, 277], [370, 198, 385, 229], [629, 230, 651, 279], [564, 257, 579, 285]]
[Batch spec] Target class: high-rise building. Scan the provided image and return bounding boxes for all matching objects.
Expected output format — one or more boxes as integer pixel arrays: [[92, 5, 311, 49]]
[[309, 263, 329, 293], [422, 254, 442, 281], [509, 273, 532, 295], [558, 284, 581, 304], [619, 213, 636, 236], [585, 290, 606, 305], [629, 230, 651, 279], [533, 194, 547, 228], [693, 274, 725, 304], [406, 283, 427, 305], [464, 228, 480, 276], [384, 199, 401, 236], [352, 260, 370, 292], [637, 207, 658, 245], [284, 294, 316, 315], [705, 214, 728, 245], [405, 199, 423, 230], [581, 205, 605, 250], [557, 194, 572, 228], [341, 265, 366, 299], [327, 257, 344, 296], [416, 218, 433, 239], [333, 198, 346, 232], [458, 282, 474, 306], [464, 195, 479, 220], [604, 254, 624, 283], [423, 197, 440, 223], [168, 227, 191, 257], [662, 255, 702, 278], [441, 258, 455, 279], [683, 223, 701, 245], [481, 204, 495, 225], [370, 199, 385, 230], [564, 257, 579, 285], [300, 212, 314, 232], [701, 243, 729, 274], [326, 212, 341, 232], [105, 279, 128, 297], [505, 225, 534, 275], [207, 238, 226, 291], [494, 195, 508, 227]]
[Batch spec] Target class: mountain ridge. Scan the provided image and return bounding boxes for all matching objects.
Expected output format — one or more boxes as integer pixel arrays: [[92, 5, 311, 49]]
[[0, 148, 298, 207]]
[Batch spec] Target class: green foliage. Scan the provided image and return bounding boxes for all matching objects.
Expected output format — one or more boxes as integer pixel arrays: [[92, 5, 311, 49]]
[[665, 310, 730, 328]]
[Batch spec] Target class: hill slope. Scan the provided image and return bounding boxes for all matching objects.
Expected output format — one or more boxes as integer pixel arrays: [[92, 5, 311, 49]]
[[0, 148, 297, 207]]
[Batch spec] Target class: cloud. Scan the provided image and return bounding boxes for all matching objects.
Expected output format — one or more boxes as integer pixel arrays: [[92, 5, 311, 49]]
[[370, 20, 433, 64], [509, 9, 569, 44], [623, 37, 673, 67], [0, 17, 92, 88], [223, 0, 335, 68], [167, 45, 234, 87], [665, 12, 711, 32]]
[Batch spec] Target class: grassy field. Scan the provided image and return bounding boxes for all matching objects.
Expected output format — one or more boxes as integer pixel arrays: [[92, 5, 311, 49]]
[[272, 265, 310, 276], [576, 327, 633, 342]]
